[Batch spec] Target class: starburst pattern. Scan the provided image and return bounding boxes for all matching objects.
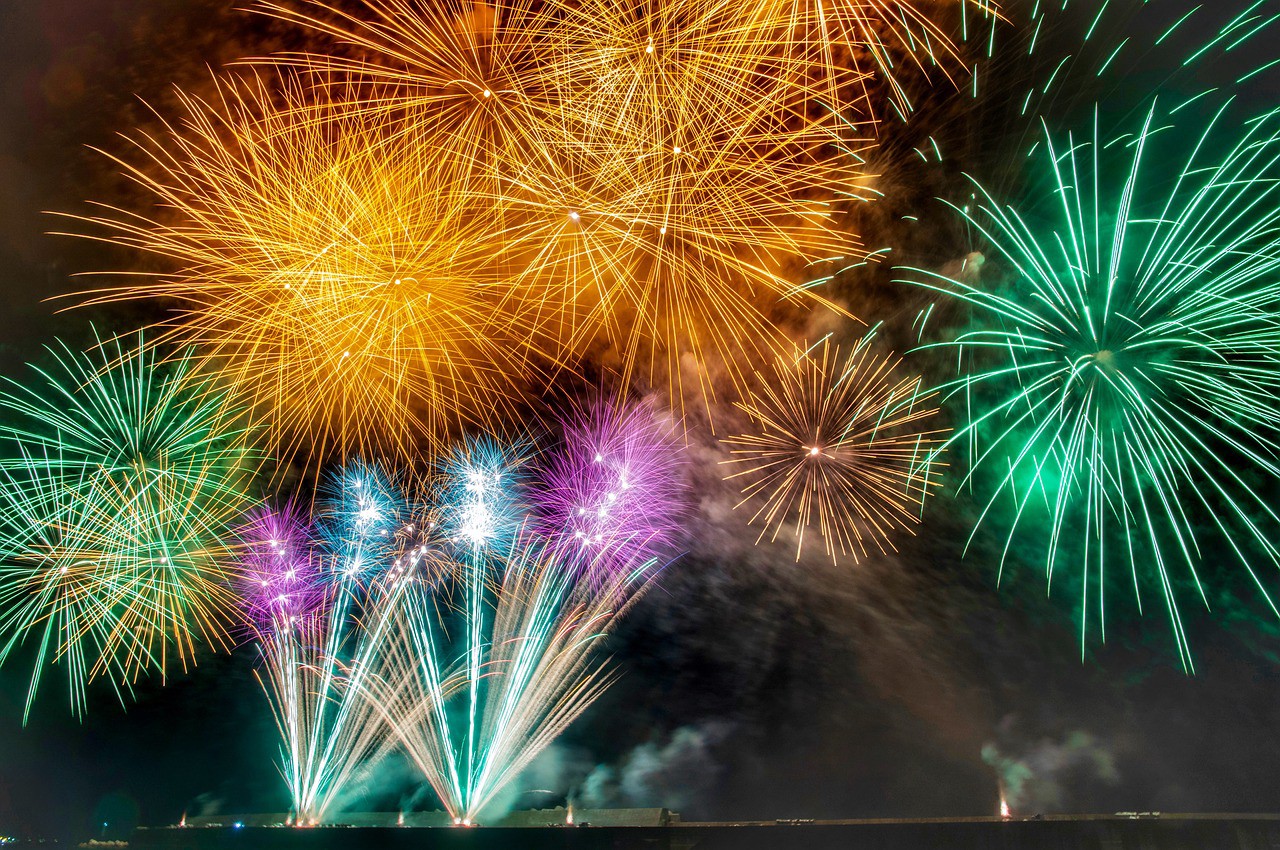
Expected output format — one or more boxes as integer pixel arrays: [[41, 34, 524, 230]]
[[61, 76, 539, 460], [534, 397, 684, 580], [723, 333, 945, 564], [897, 102, 1280, 668], [241, 0, 884, 407], [0, 333, 258, 720]]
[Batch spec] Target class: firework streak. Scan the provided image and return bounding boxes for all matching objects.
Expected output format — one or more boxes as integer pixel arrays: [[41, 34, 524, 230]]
[[0, 333, 257, 722], [898, 102, 1280, 668], [238, 401, 683, 821]]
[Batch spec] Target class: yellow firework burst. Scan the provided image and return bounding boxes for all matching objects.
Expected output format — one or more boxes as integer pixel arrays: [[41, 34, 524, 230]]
[[249, 0, 566, 201], [733, 0, 1001, 123], [493, 0, 875, 402], [61, 76, 541, 460], [495, 107, 867, 404], [241, 0, 876, 408], [722, 333, 947, 564]]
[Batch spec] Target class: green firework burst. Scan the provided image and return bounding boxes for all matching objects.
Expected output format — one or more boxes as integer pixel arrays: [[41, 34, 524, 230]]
[[0, 331, 260, 720], [899, 101, 1280, 668]]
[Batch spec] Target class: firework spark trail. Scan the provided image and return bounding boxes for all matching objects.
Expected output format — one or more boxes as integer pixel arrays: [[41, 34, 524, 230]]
[[238, 509, 330, 824], [265, 578, 408, 826], [465, 545, 655, 820], [438, 435, 530, 816], [0, 332, 257, 721], [882, 0, 1280, 212], [235, 503, 330, 818], [297, 461, 415, 823], [375, 540, 658, 822], [722, 332, 946, 565], [362, 412, 681, 821], [238, 462, 455, 823], [534, 398, 684, 585], [0, 453, 128, 720], [897, 101, 1280, 669], [238, 0, 886, 412], [322, 405, 682, 821], [728, 0, 1000, 124], [58, 75, 539, 461], [493, 0, 876, 404]]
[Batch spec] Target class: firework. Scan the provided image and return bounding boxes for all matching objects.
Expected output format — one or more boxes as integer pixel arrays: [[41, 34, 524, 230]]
[[371, 538, 656, 822], [61, 75, 538, 461], [0, 333, 257, 721], [242, 0, 874, 410], [440, 435, 530, 554], [239, 436, 658, 822], [534, 397, 685, 579], [897, 102, 1280, 668], [728, 0, 998, 124], [236, 503, 326, 630], [877, 0, 1280, 215], [437, 434, 531, 810], [0, 454, 129, 719], [247, 589, 406, 826], [238, 461, 435, 824], [722, 333, 945, 565], [248, 0, 565, 196], [315, 460, 408, 583], [235, 505, 330, 820], [252, 0, 993, 142], [495, 89, 865, 405], [531, 0, 859, 138]]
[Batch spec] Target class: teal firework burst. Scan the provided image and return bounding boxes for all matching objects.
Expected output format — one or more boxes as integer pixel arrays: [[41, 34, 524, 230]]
[[0, 332, 260, 719], [898, 102, 1280, 668]]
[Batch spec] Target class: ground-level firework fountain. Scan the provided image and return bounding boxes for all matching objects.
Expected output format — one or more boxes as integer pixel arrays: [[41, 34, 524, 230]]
[[236, 400, 684, 825]]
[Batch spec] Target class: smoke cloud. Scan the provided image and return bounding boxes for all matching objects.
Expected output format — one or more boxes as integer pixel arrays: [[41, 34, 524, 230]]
[[575, 722, 734, 813], [983, 717, 1120, 814]]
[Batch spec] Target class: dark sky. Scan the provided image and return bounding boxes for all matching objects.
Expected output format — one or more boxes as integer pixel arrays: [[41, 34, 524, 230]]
[[1, 0, 1279, 841]]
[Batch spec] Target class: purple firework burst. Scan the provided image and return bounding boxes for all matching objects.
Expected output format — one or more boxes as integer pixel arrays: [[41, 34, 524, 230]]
[[534, 398, 685, 575], [235, 502, 326, 631]]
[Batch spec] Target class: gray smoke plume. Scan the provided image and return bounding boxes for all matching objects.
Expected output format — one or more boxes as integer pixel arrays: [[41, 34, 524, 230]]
[[983, 717, 1120, 814], [189, 792, 223, 817], [575, 722, 734, 812]]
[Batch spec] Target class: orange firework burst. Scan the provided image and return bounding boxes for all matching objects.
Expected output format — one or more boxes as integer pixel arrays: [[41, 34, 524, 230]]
[[732, 0, 1001, 124], [245, 0, 877, 407], [249, 0, 566, 202], [495, 103, 867, 406], [722, 333, 947, 564], [62, 0, 985, 450], [60, 76, 540, 461], [498, 0, 875, 403]]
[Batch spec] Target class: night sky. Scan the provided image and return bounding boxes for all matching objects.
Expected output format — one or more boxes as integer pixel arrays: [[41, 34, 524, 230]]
[[2, 0, 1279, 840]]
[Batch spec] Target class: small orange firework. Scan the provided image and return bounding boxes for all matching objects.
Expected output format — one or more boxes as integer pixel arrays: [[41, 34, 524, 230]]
[[60, 75, 542, 461], [722, 333, 947, 564]]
